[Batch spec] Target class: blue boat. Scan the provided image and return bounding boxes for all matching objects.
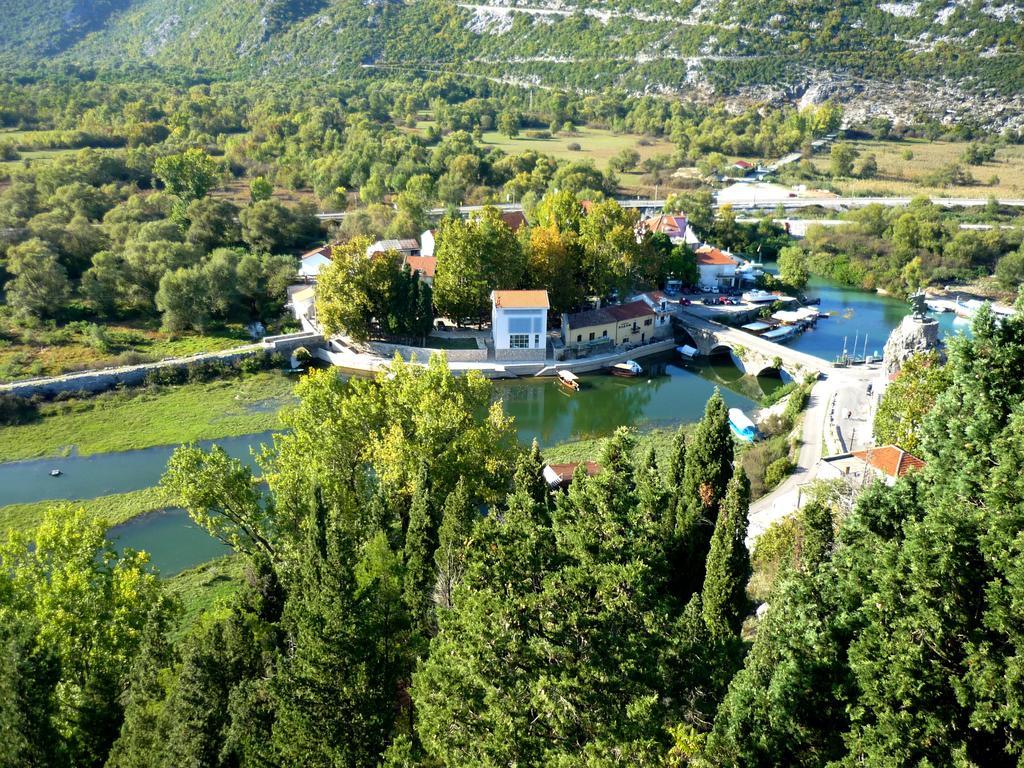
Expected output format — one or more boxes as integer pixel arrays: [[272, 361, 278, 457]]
[[728, 408, 758, 442]]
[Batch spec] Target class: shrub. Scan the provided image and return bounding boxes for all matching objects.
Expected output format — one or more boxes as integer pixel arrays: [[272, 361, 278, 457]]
[[0, 393, 39, 426], [567, 142, 582, 151], [524, 130, 551, 140], [764, 456, 794, 488]]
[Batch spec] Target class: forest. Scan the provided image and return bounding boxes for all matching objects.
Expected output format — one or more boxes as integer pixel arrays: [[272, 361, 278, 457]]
[[3, 305, 1024, 766]]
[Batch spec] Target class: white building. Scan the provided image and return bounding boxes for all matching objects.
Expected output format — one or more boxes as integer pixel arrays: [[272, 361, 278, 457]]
[[631, 291, 675, 338], [491, 290, 549, 361], [299, 244, 334, 281], [420, 229, 437, 257], [695, 245, 740, 290]]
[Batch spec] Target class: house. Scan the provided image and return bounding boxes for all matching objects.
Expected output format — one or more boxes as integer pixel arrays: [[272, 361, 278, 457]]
[[500, 210, 528, 233], [288, 285, 317, 331], [403, 255, 436, 286], [732, 160, 754, 176], [562, 300, 657, 351], [299, 244, 335, 281], [695, 245, 740, 290], [543, 461, 601, 491], [420, 229, 437, 257], [366, 239, 420, 258], [491, 290, 549, 360], [632, 291, 675, 338], [642, 214, 689, 243], [819, 445, 925, 487]]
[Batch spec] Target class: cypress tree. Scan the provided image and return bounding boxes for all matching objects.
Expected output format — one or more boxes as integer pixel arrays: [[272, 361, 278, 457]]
[[799, 499, 834, 572], [513, 439, 550, 506], [403, 469, 436, 636], [433, 478, 475, 611], [701, 468, 752, 638], [634, 443, 672, 545], [678, 389, 733, 596]]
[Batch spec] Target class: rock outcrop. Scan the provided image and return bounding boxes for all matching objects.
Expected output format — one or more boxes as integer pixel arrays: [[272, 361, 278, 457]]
[[883, 314, 944, 378]]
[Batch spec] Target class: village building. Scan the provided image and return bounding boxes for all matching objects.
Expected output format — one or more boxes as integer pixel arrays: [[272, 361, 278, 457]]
[[640, 214, 697, 245], [731, 160, 754, 176], [819, 444, 925, 487], [366, 239, 420, 258], [403, 255, 436, 286], [298, 244, 334, 281], [491, 290, 549, 360], [421, 211, 524, 259], [561, 300, 657, 353], [631, 291, 675, 338], [543, 461, 601, 491], [695, 244, 741, 290], [288, 285, 317, 331], [420, 229, 437, 257]]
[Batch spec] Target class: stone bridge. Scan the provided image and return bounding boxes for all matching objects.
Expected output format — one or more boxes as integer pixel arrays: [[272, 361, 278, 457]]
[[674, 311, 829, 380]]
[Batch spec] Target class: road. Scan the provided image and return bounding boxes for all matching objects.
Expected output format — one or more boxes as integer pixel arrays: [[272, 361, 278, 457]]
[[316, 196, 1024, 220], [745, 364, 881, 545]]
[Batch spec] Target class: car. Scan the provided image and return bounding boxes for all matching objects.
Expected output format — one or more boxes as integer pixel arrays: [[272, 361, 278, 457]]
[[679, 298, 691, 306], [702, 298, 716, 305]]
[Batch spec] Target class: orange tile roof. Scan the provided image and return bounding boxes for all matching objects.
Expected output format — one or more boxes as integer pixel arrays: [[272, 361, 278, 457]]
[[851, 445, 925, 479], [500, 210, 527, 232], [302, 243, 335, 260], [404, 255, 436, 278], [492, 290, 550, 309], [695, 245, 739, 266]]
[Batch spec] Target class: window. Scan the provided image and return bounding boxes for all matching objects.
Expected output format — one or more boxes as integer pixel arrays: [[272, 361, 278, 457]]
[[509, 334, 530, 349], [589, 332, 595, 341], [644, 318, 652, 326], [576, 334, 582, 342], [602, 330, 608, 337]]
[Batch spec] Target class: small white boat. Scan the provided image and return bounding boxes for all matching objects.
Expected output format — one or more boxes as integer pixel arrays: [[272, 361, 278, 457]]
[[557, 370, 581, 391], [676, 344, 698, 359], [728, 408, 758, 442], [50, 469, 62, 477], [742, 290, 777, 304], [609, 360, 643, 377]]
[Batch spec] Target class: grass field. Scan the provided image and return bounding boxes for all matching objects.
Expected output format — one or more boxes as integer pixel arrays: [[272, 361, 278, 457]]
[[0, 319, 261, 381], [0, 486, 168, 536], [805, 138, 1024, 198], [0, 370, 297, 462], [479, 126, 675, 172], [164, 554, 245, 642]]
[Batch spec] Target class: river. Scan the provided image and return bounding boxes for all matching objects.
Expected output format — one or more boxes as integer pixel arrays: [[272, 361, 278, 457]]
[[1, 273, 967, 575]]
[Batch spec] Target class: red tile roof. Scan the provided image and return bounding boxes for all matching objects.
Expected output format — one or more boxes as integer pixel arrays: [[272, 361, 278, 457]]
[[492, 290, 550, 309], [604, 300, 656, 322], [734, 160, 754, 169], [302, 244, 335, 260], [695, 245, 739, 266], [851, 445, 925, 479], [404, 255, 436, 278], [643, 214, 688, 236], [544, 461, 601, 489], [500, 210, 527, 233]]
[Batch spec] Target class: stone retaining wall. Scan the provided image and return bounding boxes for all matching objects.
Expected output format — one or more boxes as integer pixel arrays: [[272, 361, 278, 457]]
[[1, 332, 325, 399], [367, 339, 488, 363]]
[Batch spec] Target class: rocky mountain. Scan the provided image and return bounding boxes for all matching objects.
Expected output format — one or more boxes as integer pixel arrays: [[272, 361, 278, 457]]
[[2, 0, 1022, 125]]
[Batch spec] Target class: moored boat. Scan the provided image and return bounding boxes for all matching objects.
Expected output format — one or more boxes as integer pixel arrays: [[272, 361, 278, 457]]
[[609, 360, 642, 377], [728, 408, 758, 442], [676, 344, 698, 359], [557, 370, 581, 391]]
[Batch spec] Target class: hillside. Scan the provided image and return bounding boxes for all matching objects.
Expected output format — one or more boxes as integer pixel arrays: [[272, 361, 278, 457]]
[[1, 0, 1023, 126]]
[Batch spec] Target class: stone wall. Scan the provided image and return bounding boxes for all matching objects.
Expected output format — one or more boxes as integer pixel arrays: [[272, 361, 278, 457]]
[[495, 347, 546, 362], [1, 332, 326, 399], [367, 339, 488, 363]]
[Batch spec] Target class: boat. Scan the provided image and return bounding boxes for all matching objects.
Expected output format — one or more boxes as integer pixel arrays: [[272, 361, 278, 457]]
[[557, 370, 581, 391], [676, 344, 698, 359], [762, 326, 796, 343], [728, 408, 758, 442], [742, 289, 777, 303], [609, 360, 643, 377], [50, 469, 62, 477]]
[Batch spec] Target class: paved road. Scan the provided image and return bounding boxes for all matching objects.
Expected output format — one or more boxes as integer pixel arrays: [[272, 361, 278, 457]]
[[746, 364, 881, 545], [317, 195, 1024, 220]]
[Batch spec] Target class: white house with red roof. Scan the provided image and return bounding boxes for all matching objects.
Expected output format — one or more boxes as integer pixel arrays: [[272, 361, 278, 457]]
[[819, 444, 926, 487], [631, 291, 675, 338], [404, 255, 436, 286], [299, 244, 335, 281], [695, 244, 741, 290]]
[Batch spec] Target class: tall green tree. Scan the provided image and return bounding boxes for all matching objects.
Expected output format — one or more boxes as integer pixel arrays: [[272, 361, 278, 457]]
[[700, 469, 752, 638]]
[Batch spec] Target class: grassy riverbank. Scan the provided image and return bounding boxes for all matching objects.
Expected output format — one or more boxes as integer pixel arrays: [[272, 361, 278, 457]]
[[0, 486, 168, 536], [0, 370, 297, 462], [165, 555, 246, 642]]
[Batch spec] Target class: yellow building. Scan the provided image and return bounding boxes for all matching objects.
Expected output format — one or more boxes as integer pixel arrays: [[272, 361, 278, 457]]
[[562, 301, 657, 351]]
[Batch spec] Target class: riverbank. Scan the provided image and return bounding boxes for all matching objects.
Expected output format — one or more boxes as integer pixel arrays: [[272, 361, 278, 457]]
[[0, 486, 167, 535], [0, 370, 296, 462]]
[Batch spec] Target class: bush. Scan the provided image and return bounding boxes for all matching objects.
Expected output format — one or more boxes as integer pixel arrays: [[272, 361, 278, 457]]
[[0, 393, 39, 426], [524, 130, 551, 140], [764, 456, 794, 489], [567, 142, 582, 151]]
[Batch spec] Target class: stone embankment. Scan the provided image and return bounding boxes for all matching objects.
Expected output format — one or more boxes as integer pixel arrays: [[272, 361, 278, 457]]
[[1, 332, 323, 398]]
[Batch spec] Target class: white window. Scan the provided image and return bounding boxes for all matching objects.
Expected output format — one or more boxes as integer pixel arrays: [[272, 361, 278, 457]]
[[509, 333, 530, 349]]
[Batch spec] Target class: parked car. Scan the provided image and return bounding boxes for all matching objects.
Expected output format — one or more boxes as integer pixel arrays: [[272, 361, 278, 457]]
[[679, 298, 691, 306], [702, 298, 716, 305], [717, 296, 731, 305]]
